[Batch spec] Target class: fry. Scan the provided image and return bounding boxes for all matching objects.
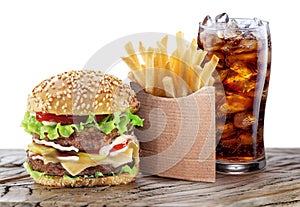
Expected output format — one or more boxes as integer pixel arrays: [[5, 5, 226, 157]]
[[154, 48, 162, 69], [190, 38, 197, 55], [162, 76, 176, 98], [145, 47, 154, 94], [145, 47, 154, 68], [153, 48, 162, 96], [125, 42, 140, 69], [128, 70, 145, 87], [121, 56, 140, 71], [193, 49, 208, 66], [128, 71, 137, 83], [139, 41, 147, 63], [145, 68, 154, 94], [179, 49, 191, 84], [208, 76, 215, 86], [160, 35, 168, 48], [191, 65, 203, 90], [156, 42, 168, 68], [176, 31, 185, 57], [154, 67, 167, 97], [200, 55, 219, 86], [122, 32, 219, 98], [180, 82, 189, 97], [170, 50, 180, 75]]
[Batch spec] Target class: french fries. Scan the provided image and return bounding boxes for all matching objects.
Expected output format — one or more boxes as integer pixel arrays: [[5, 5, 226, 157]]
[[122, 32, 219, 98]]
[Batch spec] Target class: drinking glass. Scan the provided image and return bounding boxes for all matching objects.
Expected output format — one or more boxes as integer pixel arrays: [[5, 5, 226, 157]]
[[198, 15, 271, 174]]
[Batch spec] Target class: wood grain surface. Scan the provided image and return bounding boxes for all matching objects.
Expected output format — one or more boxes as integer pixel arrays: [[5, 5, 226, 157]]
[[0, 148, 300, 207]]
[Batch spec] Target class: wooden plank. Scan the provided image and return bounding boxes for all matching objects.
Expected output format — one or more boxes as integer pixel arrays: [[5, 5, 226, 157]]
[[0, 148, 299, 206]]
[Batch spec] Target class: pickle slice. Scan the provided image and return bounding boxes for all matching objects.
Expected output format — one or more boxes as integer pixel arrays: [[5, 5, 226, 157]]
[[28, 142, 56, 154]]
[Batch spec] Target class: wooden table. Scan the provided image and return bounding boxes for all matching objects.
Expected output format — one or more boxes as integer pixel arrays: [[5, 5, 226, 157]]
[[0, 148, 299, 207]]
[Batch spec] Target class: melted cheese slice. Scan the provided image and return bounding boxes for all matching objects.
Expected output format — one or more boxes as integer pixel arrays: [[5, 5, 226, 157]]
[[43, 152, 99, 176], [29, 135, 139, 176]]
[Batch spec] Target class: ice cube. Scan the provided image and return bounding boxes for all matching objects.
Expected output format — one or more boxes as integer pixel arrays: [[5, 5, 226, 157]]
[[217, 135, 240, 153], [223, 19, 243, 38], [215, 68, 228, 82], [227, 18, 239, 29], [229, 61, 256, 78], [220, 36, 243, 52], [202, 15, 214, 27], [246, 17, 263, 28], [219, 94, 252, 113], [216, 31, 225, 39], [217, 122, 235, 138], [226, 52, 257, 66], [215, 13, 229, 23], [234, 112, 256, 129], [224, 70, 256, 93], [239, 132, 254, 145], [232, 39, 258, 54]]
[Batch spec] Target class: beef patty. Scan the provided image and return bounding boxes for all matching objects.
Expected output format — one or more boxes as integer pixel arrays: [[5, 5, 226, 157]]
[[32, 127, 119, 153], [28, 155, 135, 176]]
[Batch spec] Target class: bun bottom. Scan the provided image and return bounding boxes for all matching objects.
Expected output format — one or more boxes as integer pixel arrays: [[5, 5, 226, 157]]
[[34, 173, 137, 187]]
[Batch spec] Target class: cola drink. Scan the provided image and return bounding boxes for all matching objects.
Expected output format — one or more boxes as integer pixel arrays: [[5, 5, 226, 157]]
[[198, 14, 271, 174]]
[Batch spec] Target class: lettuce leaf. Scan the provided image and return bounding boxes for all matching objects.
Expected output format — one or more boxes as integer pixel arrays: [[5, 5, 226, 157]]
[[119, 165, 137, 176], [21, 109, 143, 140], [24, 162, 51, 179], [95, 171, 104, 178]]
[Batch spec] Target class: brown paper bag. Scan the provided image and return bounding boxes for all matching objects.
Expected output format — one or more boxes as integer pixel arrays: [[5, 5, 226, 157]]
[[131, 83, 216, 182]]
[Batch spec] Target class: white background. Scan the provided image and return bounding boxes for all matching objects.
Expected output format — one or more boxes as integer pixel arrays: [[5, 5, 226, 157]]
[[0, 0, 299, 149]]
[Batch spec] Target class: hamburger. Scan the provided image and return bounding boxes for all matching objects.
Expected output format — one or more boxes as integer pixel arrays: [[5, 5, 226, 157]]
[[21, 70, 143, 187]]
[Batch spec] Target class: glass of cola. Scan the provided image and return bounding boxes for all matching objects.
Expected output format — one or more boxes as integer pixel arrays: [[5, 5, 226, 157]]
[[198, 13, 271, 174]]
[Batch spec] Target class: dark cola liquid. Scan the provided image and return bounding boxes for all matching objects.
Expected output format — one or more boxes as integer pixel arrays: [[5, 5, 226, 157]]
[[198, 25, 271, 162]]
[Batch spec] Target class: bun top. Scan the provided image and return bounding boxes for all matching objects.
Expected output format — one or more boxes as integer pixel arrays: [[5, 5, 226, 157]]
[[27, 70, 140, 115]]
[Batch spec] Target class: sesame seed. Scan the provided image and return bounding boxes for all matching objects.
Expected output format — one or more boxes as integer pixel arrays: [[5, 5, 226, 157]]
[[62, 103, 67, 109]]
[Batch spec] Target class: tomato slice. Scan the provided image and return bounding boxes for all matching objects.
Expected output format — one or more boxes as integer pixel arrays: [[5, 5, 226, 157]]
[[36, 112, 107, 124], [110, 140, 129, 152]]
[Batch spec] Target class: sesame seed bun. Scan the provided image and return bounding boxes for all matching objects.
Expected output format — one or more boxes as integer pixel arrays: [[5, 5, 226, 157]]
[[34, 173, 137, 188], [33, 167, 139, 188], [27, 70, 140, 115]]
